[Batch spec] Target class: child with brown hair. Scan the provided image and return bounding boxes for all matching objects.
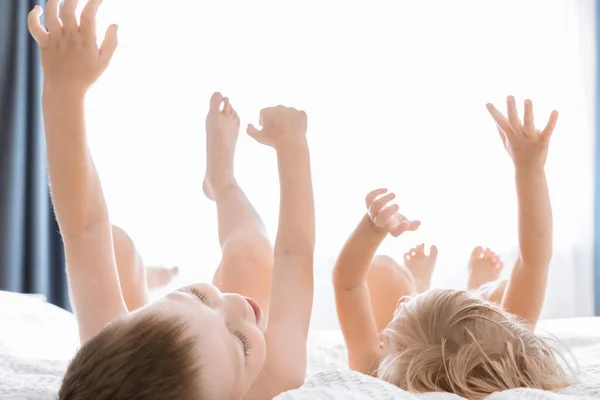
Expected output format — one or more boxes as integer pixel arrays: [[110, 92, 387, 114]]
[[28, 0, 315, 399], [333, 96, 575, 399]]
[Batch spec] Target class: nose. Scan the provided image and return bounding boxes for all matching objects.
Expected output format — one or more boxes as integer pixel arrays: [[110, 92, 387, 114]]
[[221, 293, 252, 323]]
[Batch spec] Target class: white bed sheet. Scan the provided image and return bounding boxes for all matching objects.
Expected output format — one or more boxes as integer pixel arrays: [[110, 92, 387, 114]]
[[0, 291, 599, 399]]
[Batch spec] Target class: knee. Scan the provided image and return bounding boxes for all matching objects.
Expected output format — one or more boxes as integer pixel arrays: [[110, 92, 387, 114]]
[[112, 225, 134, 253], [368, 255, 415, 294], [221, 234, 273, 275], [111, 225, 143, 277], [368, 255, 401, 284]]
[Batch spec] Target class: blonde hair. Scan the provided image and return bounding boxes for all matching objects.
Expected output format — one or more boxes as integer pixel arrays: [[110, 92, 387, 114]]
[[377, 289, 575, 399]]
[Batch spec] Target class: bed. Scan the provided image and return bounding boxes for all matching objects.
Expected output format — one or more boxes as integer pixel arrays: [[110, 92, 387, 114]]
[[1, 290, 599, 399]]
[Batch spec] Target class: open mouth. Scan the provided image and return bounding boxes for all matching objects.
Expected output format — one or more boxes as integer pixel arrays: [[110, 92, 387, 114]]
[[244, 297, 262, 325]]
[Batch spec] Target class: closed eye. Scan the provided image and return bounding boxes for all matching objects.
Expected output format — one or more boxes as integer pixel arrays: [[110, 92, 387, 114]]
[[180, 287, 209, 304], [232, 330, 251, 357]]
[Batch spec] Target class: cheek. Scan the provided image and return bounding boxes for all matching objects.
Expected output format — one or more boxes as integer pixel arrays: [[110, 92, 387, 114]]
[[250, 329, 267, 366]]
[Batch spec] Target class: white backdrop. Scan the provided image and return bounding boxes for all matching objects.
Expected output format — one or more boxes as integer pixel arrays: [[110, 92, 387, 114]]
[[84, 0, 596, 329]]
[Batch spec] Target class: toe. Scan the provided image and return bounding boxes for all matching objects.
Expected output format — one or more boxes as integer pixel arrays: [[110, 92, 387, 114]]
[[429, 245, 438, 259], [210, 92, 224, 110], [471, 246, 484, 261], [484, 248, 493, 260]]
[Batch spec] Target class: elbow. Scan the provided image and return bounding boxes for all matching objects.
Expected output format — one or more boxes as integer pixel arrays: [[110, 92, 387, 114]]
[[332, 261, 360, 292]]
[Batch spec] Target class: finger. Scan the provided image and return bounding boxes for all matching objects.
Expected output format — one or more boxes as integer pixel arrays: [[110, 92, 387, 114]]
[[404, 253, 411, 261], [80, 0, 103, 40], [390, 221, 411, 237], [416, 243, 425, 255], [365, 188, 388, 207], [523, 99, 534, 133], [247, 123, 262, 138], [407, 220, 420, 231], [99, 24, 118, 68], [223, 98, 232, 115], [496, 126, 507, 145], [374, 204, 399, 227], [471, 246, 484, 260], [60, 0, 79, 32], [429, 245, 439, 259], [369, 192, 396, 217], [506, 96, 523, 132], [28, 6, 49, 46], [542, 110, 559, 140], [209, 92, 223, 110], [259, 108, 274, 127], [486, 103, 513, 138], [45, 0, 63, 33]]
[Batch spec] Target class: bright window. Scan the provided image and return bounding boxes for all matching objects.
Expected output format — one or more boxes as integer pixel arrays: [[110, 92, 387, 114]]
[[86, 0, 596, 328]]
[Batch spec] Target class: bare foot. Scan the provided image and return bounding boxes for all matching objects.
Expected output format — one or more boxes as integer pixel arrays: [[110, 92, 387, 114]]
[[403, 244, 438, 293], [467, 246, 503, 290], [146, 266, 179, 290], [203, 92, 241, 200]]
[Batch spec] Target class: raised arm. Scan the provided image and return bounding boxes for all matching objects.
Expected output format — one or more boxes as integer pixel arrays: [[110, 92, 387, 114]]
[[486, 96, 557, 327], [333, 189, 420, 375], [28, 0, 126, 342], [246, 107, 314, 386]]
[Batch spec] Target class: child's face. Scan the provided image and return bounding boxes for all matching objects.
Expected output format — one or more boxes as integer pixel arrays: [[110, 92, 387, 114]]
[[140, 283, 267, 398]]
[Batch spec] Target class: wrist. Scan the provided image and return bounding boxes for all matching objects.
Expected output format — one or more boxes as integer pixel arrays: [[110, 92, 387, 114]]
[[275, 136, 308, 153], [43, 83, 87, 103], [362, 214, 387, 236], [514, 163, 545, 177]]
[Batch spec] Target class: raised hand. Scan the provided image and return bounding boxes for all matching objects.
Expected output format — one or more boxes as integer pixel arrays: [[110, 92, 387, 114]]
[[365, 188, 420, 237], [486, 96, 558, 169], [247, 106, 307, 149], [28, 0, 118, 95]]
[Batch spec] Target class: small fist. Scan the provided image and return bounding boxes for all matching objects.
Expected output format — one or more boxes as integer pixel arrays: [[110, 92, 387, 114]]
[[486, 96, 558, 169], [365, 188, 420, 237], [28, 0, 118, 94], [247, 105, 307, 149]]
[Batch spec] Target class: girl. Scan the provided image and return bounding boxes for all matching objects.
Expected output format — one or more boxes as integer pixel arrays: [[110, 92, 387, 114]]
[[333, 97, 574, 399]]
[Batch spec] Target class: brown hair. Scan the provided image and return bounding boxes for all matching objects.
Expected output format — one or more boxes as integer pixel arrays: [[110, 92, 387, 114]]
[[378, 289, 576, 399], [59, 313, 202, 400]]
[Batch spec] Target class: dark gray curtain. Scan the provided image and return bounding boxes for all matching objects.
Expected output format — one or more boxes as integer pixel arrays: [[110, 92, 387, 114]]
[[595, 0, 600, 316], [0, 0, 70, 310]]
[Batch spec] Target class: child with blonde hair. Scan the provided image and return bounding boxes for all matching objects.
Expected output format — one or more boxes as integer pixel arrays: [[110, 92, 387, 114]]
[[29, 1, 315, 399], [333, 97, 575, 399]]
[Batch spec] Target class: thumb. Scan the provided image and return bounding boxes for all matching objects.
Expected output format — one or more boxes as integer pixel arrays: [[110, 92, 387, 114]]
[[429, 245, 438, 259], [247, 123, 261, 138], [99, 24, 118, 68]]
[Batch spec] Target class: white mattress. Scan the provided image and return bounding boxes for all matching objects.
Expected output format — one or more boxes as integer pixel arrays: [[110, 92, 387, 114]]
[[0, 291, 599, 399]]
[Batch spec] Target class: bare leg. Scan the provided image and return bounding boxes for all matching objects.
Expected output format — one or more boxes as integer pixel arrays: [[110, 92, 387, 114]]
[[203, 93, 273, 316], [403, 243, 438, 293], [112, 225, 148, 312], [146, 266, 179, 290], [367, 255, 418, 333], [112, 226, 179, 311], [467, 246, 506, 304], [476, 278, 508, 304]]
